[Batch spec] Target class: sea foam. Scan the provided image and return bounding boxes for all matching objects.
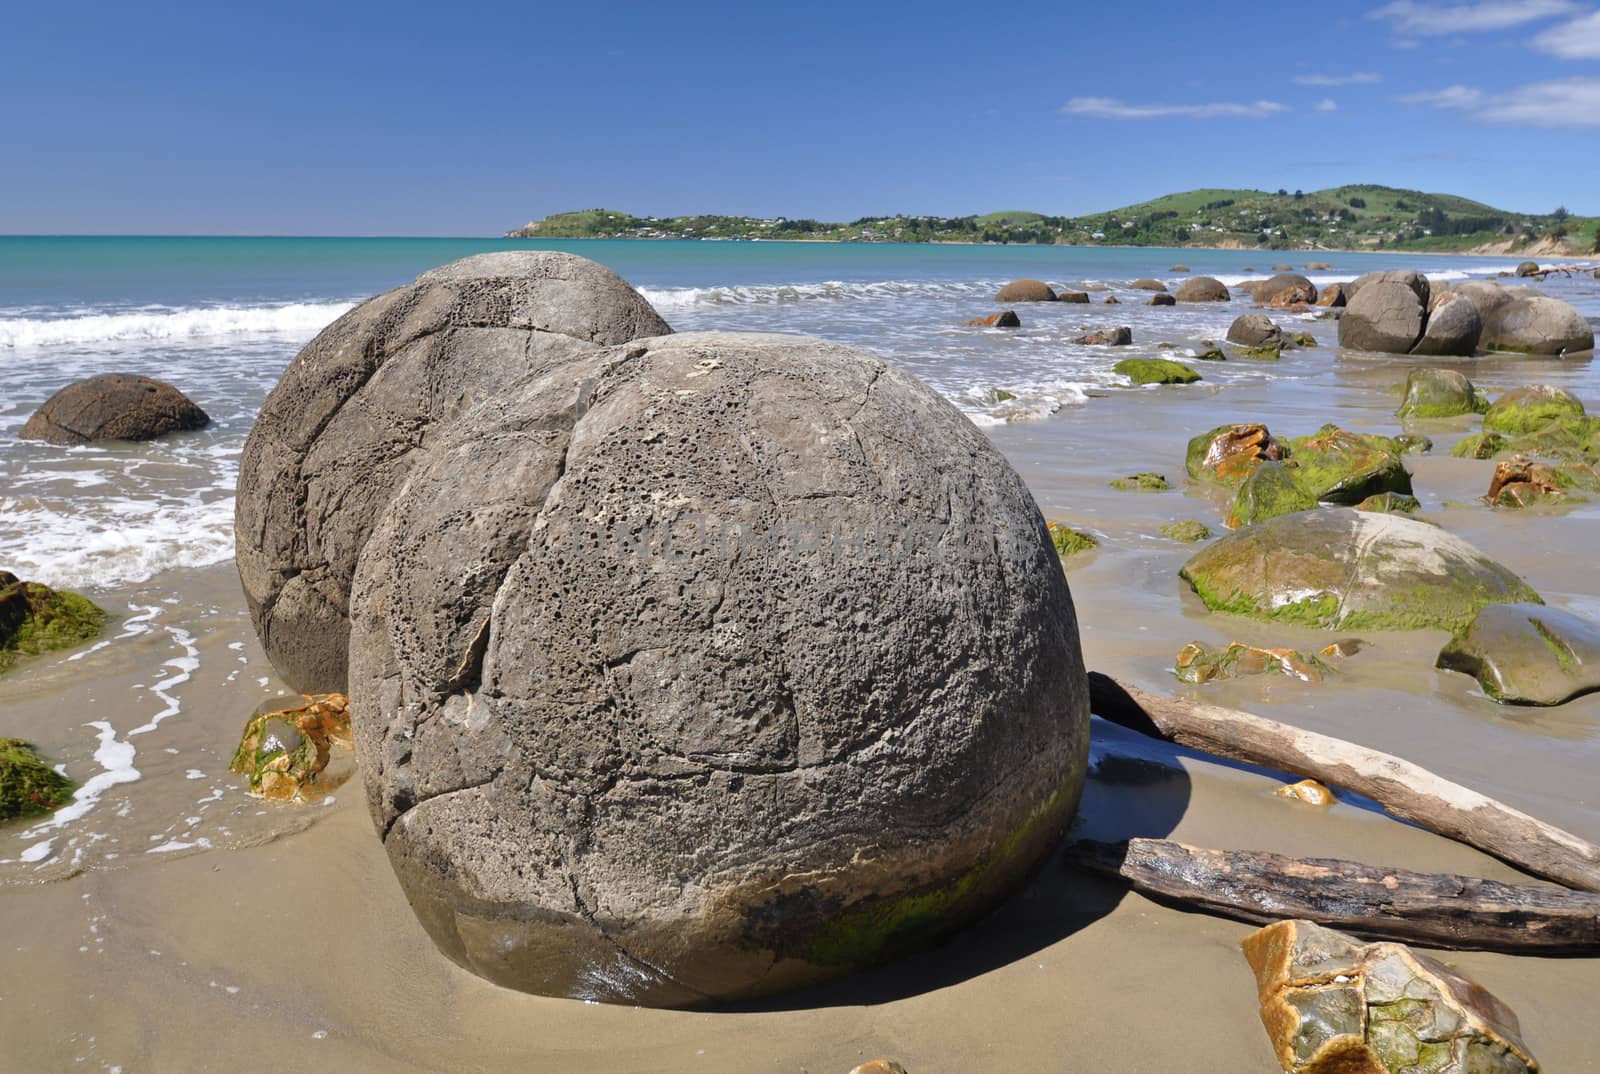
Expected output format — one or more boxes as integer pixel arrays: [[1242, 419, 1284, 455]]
[[0, 301, 352, 349]]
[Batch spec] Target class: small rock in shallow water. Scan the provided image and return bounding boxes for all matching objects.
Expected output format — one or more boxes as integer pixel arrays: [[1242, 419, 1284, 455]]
[[0, 571, 105, 675], [995, 278, 1056, 302], [964, 310, 1020, 328], [1047, 520, 1099, 557], [1356, 491, 1421, 514], [1160, 520, 1212, 542], [230, 693, 354, 802], [0, 738, 76, 821], [1397, 368, 1490, 420], [1242, 919, 1538, 1074], [19, 373, 211, 445], [1437, 602, 1600, 706], [1110, 472, 1170, 492], [1075, 326, 1132, 346], [1274, 778, 1336, 806], [1115, 358, 1199, 385], [1175, 641, 1329, 684], [1482, 456, 1596, 509]]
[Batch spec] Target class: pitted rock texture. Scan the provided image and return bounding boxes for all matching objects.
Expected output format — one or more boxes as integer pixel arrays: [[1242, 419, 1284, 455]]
[[346, 331, 1091, 1007], [20, 373, 210, 445], [234, 251, 671, 694]]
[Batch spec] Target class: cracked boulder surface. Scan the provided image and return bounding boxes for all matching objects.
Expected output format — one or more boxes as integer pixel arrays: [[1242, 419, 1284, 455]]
[[1242, 920, 1538, 1073], [234, 251, 672, 694], [347, 331, 1090, 1007]]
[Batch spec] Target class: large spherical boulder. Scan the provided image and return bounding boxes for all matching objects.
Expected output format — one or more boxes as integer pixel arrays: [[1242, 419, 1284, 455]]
[[1129, 278, 1167, 292], [1338, 280, 1425, 354], [1259, 272, 1317, 307], [1452, 279, 1519, 322], [19, 374, 209, 445], [346, 330, 1090, 1006], [1226, 313, 1284, 347], [1174, 276, 1230, 302], [1479, 296, 1594, 355], [1180, 509, 1539, 632], [1347, 270, 1429, 309], [995, 279, 1057, 302], [235, 251, 672, 695], [1411, 295, 1482, 356]]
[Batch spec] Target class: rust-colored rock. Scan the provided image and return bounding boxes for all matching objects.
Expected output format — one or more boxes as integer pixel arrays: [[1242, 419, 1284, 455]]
[[1175, 641, 1328, 684], [964, 310, 1021, 328], [1317, 283, 1347, 308], [1266, 283, 1319, 308], [1185, 423, 1287, 486], [1274, 778, 1336, 806], [1242, 920, 1538, 1074], [1074, 326, 1133, 346], [1482, 456, 1596, 508], [229, 692, 354, 802], [850, 1062, 910, 1074]]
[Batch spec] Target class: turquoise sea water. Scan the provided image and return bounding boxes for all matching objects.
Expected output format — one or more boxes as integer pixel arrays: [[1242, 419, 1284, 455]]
[[1, 235, 1594, 591]]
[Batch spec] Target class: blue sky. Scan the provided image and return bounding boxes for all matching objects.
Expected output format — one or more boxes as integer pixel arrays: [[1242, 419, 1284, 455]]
[[3, 0, 1598, 234]]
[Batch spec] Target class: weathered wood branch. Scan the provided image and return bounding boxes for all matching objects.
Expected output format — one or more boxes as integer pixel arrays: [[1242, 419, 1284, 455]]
[[1087, 672, 1600, 892], [1067, 838, 1600, 954]]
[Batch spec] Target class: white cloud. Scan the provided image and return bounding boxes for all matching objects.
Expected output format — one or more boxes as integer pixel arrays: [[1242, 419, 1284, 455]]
[[1060, 97, 1289, 119], [1295, 71, 1383, 85], [1532, 9, 1600, 56], [1314, 98, 1340, 112], [1400, 76, 1600, 125], [1369, 0, 1579, 34]]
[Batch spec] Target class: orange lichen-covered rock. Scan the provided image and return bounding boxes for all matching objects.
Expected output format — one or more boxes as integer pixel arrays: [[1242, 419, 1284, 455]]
[[1242, 920, 1538, 1074], [1274, 778, 1336, 806], [1175, 641, 1329, 685], [229, 692, 353, 802], [1185, 422, 1288, 486]]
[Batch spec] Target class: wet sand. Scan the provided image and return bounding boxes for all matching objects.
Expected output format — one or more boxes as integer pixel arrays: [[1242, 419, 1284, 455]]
[[4, 317, 1599, 1072]]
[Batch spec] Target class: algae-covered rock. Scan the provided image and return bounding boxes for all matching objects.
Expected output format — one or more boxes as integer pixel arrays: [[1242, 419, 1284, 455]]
[[1227, 460, 1319, 528], [1357, 491, 1421, 514], [1290, 332, 1317, 348], [1160, 520, 1212, 542], [1047, 521, 1099, 558], [1483, 456, 1598, 509], [1115, 358, 1199, 385], [1175, 641, 1329, 684], [0, 738, 76, 821], [1110, 472, 1170, 492], [1397, 368, 1490, 420], [1186, 423, 1288, 486], [1393, 433, 1432, 455], [1507, 415, 1600, 462], [1285, 425, 1412, 505], [1438, 602, 1600, 706], [1483, 385, 1586, 436], [1243, 920, 1538, 1074], [229, 693, 354, 802], [1452, 432, 1508, 459], [1193, 347, 1227, 362], [0, 571, 105, 674], [1239, 344, 1282, 361], [1179, 509, 1540, 631]]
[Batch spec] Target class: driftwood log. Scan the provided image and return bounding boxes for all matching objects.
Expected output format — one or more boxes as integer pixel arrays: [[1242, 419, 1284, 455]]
[[1088, 672, 1600, 893], [1068, 839, 1600, 954]]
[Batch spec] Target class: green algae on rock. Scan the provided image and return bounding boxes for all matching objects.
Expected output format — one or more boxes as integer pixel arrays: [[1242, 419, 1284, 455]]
[[1179, 509, 1540, 631], [1175, 641, 1331, 684], [1438, 602, 1600, 706], [1238, 343, 1282, 361], [1114, 357, 1200, 385], [1227, 460, 1318, 528], [1109, 472, 1170, 492], [1193, 347, 1227, 362], [0, 571, 106, 674], [1482, 385, 1585, 436], [1396, 368, 1491, 420], [0, 738, 76, 821], [1357, 491, 1421, 514], [1160, 520, 1212, 542], [1285, 425, 1412, 505], [1047, 521, 1098, 557], [1289, 332, 1317, 348], [1484, 456, 1599, 509], [1243, 919, 1539, 1074], [1392, 433, 1433, 455], [229, 693, 354, 802], [1186, 423, 1288, 486], [1452, 431, 1508, 459]]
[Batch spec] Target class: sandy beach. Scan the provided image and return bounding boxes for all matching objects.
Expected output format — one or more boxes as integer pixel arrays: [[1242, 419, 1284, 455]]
[[4, 288, 1597, 1070]]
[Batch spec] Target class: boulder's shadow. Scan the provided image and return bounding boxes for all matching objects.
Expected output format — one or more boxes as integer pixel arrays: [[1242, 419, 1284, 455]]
[[722, 684, 1193, 1012]]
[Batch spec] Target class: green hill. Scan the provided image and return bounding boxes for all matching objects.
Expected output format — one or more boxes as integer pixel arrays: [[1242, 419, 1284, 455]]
[[507, 186, 1598, 253]]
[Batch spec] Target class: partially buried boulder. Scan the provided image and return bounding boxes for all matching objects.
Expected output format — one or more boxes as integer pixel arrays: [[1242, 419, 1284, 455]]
[[1411, 295, 1482, 356], [1058, 290, 1091, 304], [1130, 278, 1167, 292], [1396, 368, 1489, 420], [1243, 919, 1538, 1074], [996, 278, 1057, 302], [1226, 313, 1284, 348], [345, 330, 1091, 1006], [234, 250, 673, 695], [1146, 293, 1177, 307], [1115, 358, 1198, 384], [1438, 602, 1600, 705], [1174, 276, 1230, 302], [1180, 509, 1539, 631], [1338, 280, 1424, 354], [1479, 296, 1594, 355], [1483, 385, 1585, 435], [20, 373, 209, 446], [0, 571, 105, 674]]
